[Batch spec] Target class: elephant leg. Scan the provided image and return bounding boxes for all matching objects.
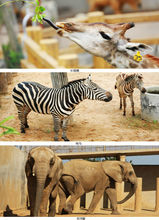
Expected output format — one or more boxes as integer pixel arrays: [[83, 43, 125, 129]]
[[61, 118, 70, 141], [87, 189, 104, 214], [58, 185, 68, 214], [65, 184, 85, 214], [106, 188, 120, 215], [53, 116, 60, 141], [27, 176, 36, 216], [48, 185, 58, 217]]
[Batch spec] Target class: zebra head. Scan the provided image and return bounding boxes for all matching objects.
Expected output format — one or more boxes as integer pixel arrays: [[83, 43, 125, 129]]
[[133, 73, 146, 93], [84, 75, 112, 102]]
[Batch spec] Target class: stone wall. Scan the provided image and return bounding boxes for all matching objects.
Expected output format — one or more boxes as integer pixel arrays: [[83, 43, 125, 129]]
[[0, 146, 27, 212]]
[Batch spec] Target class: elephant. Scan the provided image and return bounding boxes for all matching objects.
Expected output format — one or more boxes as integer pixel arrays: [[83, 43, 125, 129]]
[[25, 147, 63, 216], [58, 159, 137, 215]]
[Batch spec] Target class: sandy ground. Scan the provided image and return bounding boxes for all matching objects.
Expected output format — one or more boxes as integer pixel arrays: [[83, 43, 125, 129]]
[[1, 72, 159, 142], [0, 207, 159, 217]]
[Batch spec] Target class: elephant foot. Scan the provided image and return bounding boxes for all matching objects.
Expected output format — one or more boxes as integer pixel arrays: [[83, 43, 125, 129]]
[[111, 210, 120, 215], [61, 209, 69, 215], [86, 210, 93, 215], [65, 203, 73, 214], [62, 137, 70, 141]]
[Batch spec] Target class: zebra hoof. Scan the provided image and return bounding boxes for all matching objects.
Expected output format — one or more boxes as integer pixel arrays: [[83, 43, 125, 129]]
[[21, 129, 25, 133], [25, 124, 29, 128], [62, 137, 70, 141], [54, 137, 59, 141]]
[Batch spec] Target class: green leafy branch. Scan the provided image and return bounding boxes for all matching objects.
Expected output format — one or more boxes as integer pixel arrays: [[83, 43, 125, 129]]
[[0, 0, 46, 24], [0, 116, 20, 137], [32, 0, 46, 24]]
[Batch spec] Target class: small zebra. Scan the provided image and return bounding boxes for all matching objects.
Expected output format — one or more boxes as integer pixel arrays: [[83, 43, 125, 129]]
[[12, 75, 112, 141], [115, 73, 146, 116]]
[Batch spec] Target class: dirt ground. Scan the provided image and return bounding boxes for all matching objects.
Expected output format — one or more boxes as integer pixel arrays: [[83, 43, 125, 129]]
[[0, 207, 159, 217], [1, 72, 159, 142]]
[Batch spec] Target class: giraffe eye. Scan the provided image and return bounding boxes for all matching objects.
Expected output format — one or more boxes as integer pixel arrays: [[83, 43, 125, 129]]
[[99, 31, 111, 40]]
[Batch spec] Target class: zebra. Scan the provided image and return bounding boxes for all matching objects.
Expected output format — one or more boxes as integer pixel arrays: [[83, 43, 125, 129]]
[[115, 73, 146, 116], [12, 75, 112, 141]]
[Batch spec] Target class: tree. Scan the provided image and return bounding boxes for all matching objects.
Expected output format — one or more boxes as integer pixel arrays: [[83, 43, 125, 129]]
[[0, 1, 23, 67]]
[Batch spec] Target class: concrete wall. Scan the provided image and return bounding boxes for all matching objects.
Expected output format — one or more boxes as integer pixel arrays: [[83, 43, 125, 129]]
[[0, 146, 27, 212]]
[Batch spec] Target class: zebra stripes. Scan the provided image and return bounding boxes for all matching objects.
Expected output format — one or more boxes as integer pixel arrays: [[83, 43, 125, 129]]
[[115, 73, 146, 116], [12, 76, 112, 141]]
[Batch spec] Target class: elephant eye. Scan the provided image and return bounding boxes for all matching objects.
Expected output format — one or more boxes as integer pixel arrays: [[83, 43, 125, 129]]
[[50, 158, 54, 166], [99, 31, 111, 40]]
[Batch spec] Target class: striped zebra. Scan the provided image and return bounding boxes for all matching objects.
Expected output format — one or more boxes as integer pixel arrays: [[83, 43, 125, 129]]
[[115, 73, 146, 116], [12, 75, 112, 141]]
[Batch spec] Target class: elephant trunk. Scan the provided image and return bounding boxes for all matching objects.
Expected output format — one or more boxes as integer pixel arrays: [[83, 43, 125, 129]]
[[33, 165, 48, 216], [117, 180, 137, 204]]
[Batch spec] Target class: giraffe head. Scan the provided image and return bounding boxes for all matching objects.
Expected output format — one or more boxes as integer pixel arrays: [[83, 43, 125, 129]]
[[56, 21, 151, 67]]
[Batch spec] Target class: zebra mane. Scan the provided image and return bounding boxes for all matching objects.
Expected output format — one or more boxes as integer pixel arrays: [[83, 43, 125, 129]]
[[61, 78, 86, 88], [124, 74, 135, 82]]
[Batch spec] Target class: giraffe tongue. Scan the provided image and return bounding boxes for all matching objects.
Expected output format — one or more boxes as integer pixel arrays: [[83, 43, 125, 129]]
[[43, 18, 60, 30]]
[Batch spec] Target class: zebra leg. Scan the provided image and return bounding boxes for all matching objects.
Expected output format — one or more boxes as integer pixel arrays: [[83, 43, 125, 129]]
[[129, 95, 135, 116], [123, 97, 127, 116], [119, 93, 122, 109], [23, 105, 31, 128], [17, 105, 29, 133], [61, 118, 70, 141], [120, 98, 122, 109], [53, 116, 60, 141]]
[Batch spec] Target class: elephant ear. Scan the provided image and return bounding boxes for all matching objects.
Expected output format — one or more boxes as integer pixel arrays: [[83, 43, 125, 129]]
[[25, 153, 34, 177], [102, 161, 123, 183], [49, 155, 63, 181]]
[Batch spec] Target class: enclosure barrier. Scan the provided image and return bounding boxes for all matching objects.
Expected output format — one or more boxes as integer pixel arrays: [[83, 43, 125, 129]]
[[18, 10, 159, 69], [0, 146, 158, 215]]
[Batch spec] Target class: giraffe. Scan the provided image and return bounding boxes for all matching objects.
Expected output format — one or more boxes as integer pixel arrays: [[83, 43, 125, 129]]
[[43, 18, 159, 68]]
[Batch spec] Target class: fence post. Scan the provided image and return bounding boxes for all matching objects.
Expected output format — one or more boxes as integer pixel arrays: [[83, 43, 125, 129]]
[[134, 177, 142, 212], [155, 177, 159, 212], [58, 54, 78, 68], [26, 26, 42, 44], [40, 39, 59, 59]]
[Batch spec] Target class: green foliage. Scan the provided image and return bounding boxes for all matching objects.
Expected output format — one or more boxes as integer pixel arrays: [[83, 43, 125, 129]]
[[32, 0, 46, 24], [2, 43, 23, 68], [0, 116, 19, 137], [0, 0, 46, 24]]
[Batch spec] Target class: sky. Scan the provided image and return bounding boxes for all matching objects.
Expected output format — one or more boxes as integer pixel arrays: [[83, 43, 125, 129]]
[[126, 155, 159, 165]]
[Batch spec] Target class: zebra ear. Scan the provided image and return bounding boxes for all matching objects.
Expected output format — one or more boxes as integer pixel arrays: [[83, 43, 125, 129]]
[[88, 74, 92, 81], [84, 77, 91, 87]]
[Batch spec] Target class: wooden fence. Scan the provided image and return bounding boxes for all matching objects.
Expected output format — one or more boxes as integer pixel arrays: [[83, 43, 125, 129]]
[[18, 10, 159, 69]]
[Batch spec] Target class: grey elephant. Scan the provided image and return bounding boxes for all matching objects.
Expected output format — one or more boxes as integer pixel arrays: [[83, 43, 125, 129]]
[[58, 159, 137, 215], [25, 147, 63, 216]]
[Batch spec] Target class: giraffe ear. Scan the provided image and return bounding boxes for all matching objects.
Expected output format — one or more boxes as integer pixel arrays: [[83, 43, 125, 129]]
[[118, 42, 152, 56]]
